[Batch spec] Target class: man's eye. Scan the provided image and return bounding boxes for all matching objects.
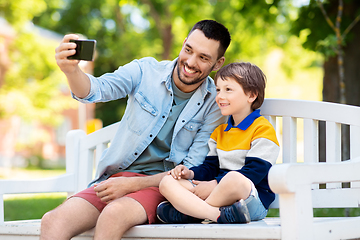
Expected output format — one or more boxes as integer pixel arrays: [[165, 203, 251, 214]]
[[200, 56, 209, 61]]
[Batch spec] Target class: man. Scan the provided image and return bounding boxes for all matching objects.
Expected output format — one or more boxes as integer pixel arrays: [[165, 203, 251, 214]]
[[41, 20, 231, 240]]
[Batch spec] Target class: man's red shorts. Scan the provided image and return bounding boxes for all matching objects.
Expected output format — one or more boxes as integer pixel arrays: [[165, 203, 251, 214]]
[[71, 172, 165, 224]]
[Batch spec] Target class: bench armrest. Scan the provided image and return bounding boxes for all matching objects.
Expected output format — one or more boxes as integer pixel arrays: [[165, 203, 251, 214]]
[[269, 156, 360, 194], [268, 156, 360, 239]]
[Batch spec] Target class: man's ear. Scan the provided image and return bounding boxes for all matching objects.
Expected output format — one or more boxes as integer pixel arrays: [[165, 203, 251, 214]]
[[213, 56, 225, 71]]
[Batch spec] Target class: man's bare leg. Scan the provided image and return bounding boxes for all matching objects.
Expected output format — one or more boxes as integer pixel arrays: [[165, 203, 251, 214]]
[[40, 197, 100, 240], [94, 197, 148, 240]]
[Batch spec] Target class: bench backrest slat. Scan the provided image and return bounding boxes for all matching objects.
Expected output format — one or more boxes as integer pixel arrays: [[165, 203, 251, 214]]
[[282, 117, 297, 164], [350, 125, 360, 188]]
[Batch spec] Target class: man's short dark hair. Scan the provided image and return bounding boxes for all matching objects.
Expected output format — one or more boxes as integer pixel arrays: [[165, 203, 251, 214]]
[[189, 20, 231, 59], [214, 62, 266, 110]]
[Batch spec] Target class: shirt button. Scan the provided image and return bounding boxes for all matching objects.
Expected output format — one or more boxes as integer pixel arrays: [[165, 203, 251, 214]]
[[182, 120, 185, 123], [150, 134, 153, 138], [134, 152, 138, 155], [197, 102, 200, 106], [162, 115, 165, 118]]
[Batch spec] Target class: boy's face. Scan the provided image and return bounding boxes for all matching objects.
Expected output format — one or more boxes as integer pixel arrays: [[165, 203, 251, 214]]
[[173, 29, 225, 93], [216, 77, 257, 125]]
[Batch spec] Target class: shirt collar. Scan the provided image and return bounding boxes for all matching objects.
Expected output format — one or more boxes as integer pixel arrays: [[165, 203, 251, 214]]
[[224, 109, 261, 131]]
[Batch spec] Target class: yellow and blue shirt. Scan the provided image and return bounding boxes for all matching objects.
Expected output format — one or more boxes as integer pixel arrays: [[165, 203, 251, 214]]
[[190, 109, 280, 209]]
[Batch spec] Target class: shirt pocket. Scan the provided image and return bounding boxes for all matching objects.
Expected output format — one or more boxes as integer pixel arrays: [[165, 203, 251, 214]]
[[126, 92, 158, 135], [175, 120, 203, 150]]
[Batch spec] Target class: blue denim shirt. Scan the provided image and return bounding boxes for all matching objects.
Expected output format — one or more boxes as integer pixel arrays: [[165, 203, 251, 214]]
[[73, 57, 226, 184]]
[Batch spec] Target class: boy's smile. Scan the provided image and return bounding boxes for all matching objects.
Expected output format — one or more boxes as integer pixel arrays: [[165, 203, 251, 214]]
[[216, 77, 257, 126]]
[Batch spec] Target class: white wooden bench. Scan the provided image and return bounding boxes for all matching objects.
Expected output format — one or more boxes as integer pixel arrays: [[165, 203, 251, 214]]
[[0, 98, 360, 240]]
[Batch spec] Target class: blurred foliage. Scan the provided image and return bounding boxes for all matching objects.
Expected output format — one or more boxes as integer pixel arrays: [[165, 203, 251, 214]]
[[0, 0, 75, 126], [0, 0, 47, 28]]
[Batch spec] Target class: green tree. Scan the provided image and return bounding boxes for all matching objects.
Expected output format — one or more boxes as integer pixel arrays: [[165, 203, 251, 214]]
[[292, 0, 360, 106]]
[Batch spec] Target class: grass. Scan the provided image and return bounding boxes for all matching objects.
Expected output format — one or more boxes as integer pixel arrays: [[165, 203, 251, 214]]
[[4, 193, 67, 221], [267, 208, 360, 218]]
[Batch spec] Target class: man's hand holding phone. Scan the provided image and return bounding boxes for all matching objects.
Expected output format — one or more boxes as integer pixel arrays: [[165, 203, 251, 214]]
[[55, 34, 93, 99], [55, 34, 81, 74], [55, 34, 96, 72]]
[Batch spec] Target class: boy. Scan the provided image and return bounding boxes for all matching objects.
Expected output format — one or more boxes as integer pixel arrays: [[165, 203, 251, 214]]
[[157, 62, 280, 224]]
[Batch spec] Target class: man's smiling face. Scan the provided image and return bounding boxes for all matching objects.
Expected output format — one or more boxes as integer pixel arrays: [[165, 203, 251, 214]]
[[173, 29, 224, 93]]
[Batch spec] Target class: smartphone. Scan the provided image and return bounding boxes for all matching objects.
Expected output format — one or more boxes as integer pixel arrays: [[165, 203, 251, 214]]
[[68, 39, 96, 61]]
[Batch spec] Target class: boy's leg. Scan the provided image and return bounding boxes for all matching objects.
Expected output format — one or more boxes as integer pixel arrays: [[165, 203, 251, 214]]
[[160, 172, 252, 223], [159, 175, 220, 220], [205, 171, 251, 207], [40, 197, 100, 240]]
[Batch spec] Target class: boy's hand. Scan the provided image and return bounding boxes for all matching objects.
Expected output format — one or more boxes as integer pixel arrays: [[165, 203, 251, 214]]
[[168, 165, 194, 180], [190, 180, 217, 200]]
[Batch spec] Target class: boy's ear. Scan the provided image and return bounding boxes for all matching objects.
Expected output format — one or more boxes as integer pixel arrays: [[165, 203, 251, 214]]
[[248, 92, 258, 103], [213, 56, 225, 71]]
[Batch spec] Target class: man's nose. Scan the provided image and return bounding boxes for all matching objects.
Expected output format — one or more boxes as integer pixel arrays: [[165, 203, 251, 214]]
[[186, 55, 197, 68]]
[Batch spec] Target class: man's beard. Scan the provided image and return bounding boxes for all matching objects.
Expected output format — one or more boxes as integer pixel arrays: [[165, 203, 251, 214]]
[[176, 60, 215, 86]]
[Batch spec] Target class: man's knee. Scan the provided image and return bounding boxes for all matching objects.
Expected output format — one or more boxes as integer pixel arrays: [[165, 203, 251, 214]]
[[40, 209, 62, 239], [41, 210, 52, 228], [41, 208, 61, 228], [40, 197, 99, 239]]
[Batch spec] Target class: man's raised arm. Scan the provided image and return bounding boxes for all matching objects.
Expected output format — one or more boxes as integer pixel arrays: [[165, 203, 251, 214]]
[[55, 34, 91, 99]]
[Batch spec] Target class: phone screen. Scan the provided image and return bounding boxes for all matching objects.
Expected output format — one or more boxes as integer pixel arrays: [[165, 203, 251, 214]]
[[68, 39, 96, 61]]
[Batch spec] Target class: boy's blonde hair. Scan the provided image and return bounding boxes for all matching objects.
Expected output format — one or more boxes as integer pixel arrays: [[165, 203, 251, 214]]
[[214, 62, 266, 110]]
